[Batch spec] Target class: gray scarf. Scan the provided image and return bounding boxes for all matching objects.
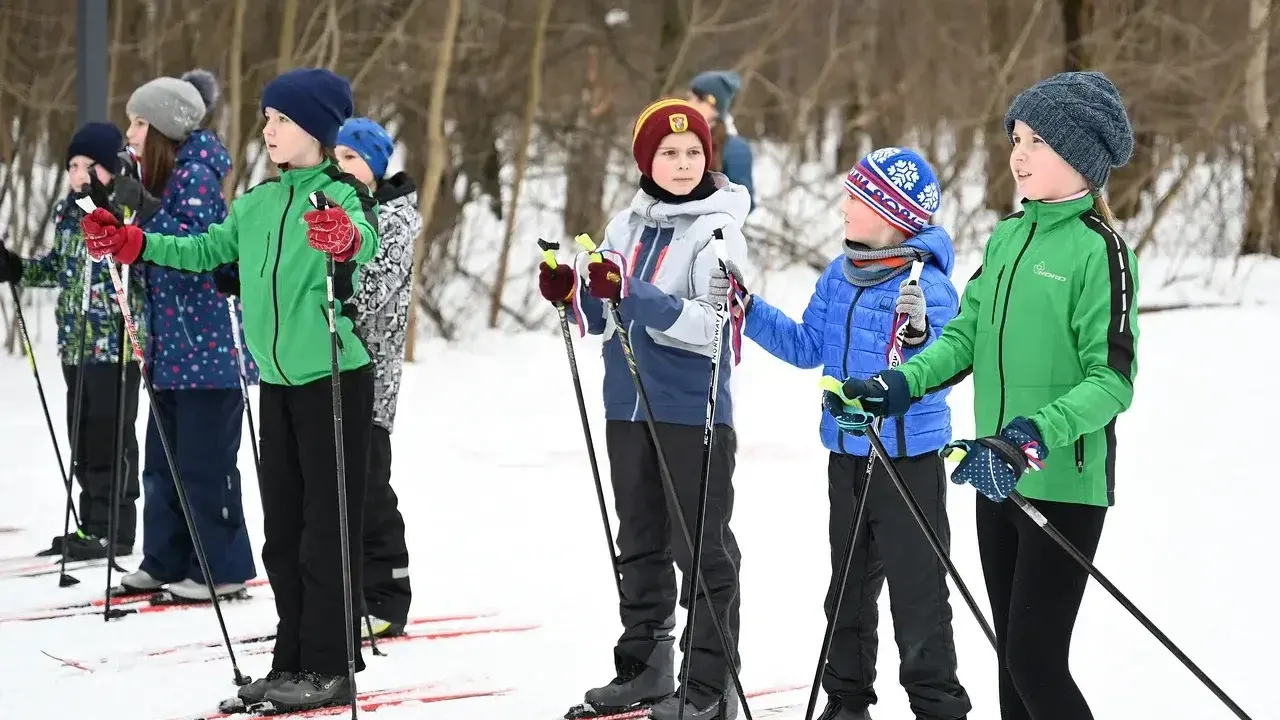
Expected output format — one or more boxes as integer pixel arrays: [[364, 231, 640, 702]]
[[841, 241, 931, 287]]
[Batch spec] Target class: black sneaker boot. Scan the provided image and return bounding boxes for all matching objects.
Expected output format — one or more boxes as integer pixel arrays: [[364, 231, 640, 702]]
[[816, 695, 871, 720], [236, 670, 295, 704], [565, 641, 675, 718], [262, 671, 354, 711]]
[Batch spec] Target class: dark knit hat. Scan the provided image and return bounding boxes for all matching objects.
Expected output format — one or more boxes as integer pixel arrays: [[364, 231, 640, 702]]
[[631, 98, 714, 177], [1004, 71, 1134, 189], [336, 117, 395, 180], [260, 68, 354, 148], [690, 70, 742, 115], [66, 122, 124, 171]]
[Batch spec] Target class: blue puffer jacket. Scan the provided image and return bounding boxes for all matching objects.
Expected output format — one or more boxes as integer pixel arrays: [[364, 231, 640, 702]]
[[141, 129, 256, 390], [745, 226, 960, 457]]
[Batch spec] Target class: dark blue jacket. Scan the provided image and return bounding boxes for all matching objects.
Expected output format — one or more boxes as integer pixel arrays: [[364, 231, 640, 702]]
[[573, 173, 752, 427], [141, 129, 256, 390], [744, 226, 960, 457]]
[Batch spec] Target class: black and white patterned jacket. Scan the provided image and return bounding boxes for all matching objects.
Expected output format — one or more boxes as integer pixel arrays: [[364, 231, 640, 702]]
[[354, 172, 422, 433]]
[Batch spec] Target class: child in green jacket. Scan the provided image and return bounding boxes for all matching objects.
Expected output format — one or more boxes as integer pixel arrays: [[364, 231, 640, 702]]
[[79, 67, 379, 713], [828, 71, 1139, 720]]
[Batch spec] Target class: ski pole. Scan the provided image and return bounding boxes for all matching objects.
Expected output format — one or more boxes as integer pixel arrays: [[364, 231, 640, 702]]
[[802, 263, 923, 720], [308, 191, 359, 720], [104, 261, 133, 618], [74, 192, 250, 687], [226, 296, 261, 476], [56, 245, 95, 588], [4, 274, 78, 563], [574, 233, 753, 720], [676, 228, 734, 720], [536, 238, 621, 604], [858, 420, 996, 649], [995, 491, 1252, 719]]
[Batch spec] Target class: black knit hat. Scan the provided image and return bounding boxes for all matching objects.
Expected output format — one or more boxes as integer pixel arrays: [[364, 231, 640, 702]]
[[260, 68, 354, 148], [1004, 71, 1134, 189], [66, 122, 124, 172]]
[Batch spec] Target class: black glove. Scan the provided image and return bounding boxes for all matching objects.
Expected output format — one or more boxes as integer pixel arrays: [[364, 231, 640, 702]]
[[213, 265, 240, 296], [0, 239, 21, 285], [111, 175, 161, 225], [838, 369, 913, 417]]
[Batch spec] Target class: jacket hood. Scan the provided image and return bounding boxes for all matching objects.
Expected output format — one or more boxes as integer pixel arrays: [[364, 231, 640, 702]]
[[175, 129, 231, 181], [627, 172, 750, 226], [904, 225, 956, 278], [375, 171, 417, 204]]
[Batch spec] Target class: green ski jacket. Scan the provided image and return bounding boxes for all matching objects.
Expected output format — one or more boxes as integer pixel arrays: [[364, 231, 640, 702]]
[[897, 194, 1139, 506], [140, 160, 380, 386]]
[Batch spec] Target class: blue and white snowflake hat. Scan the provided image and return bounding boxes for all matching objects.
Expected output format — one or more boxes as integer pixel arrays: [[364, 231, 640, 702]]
[[843, 147, 942, 235]]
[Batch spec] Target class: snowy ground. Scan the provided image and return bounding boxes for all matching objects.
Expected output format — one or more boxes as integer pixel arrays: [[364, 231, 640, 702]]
[[0, 258, 1276, 720]]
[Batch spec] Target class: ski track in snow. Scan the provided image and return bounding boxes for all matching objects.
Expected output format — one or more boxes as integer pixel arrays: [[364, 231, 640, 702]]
[[0, 263, 1276, 720]]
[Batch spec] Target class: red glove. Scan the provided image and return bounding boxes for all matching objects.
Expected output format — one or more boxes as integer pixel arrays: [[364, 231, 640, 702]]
[[587, 258, 624, 302], [304, 207, 359, 262], [81, 208, 144, 264], [538, 263, 576, 304]]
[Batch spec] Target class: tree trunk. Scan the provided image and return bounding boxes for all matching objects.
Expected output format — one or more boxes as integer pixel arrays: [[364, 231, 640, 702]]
[[1061, 0, 1093, 72], [984, 0, 1015, 215], [223, 0, 247, 200], [1242, 0, 1278, 256], [563, 46, 612, 242], [405, 0, 464, 360], [488, 0, 554, 328]]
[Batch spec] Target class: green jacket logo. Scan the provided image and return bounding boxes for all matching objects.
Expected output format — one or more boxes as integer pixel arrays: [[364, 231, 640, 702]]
[[1033, 261, 1067, 283]]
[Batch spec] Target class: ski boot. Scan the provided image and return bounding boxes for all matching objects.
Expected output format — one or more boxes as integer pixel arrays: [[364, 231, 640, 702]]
[[648, 682, 740, 720], [234, 670, 296, 705], [815, 695, 871, 720], [565, 642, 674, 719], [261, 671, 354, 711], [359, 614, 406, 639], [151, 579, 249, 605], [117, 569, 166, 594]]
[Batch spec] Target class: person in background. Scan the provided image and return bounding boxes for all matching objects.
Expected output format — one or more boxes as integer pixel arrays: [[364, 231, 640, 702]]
[[0, 122, 146, 561], [112, 69, 258, 604], [687, 70, 755, 212], [334, 116, 422, 638]]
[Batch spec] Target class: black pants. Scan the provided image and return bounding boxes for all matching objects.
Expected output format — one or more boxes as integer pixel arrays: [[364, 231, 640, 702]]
[[258, 367, 373, 677], [140, 388, 255, 584], [823, 452, 970, 720], [362, 424, 411, 624], [62, 362, 141, 548], [606, 420, 741, 705], [977, 496, 1106, 720]]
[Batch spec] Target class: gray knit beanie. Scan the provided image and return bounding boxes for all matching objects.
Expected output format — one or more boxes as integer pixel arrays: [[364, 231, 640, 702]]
[[1003, 71, 1134, 189], [126, 69, 220, 142]]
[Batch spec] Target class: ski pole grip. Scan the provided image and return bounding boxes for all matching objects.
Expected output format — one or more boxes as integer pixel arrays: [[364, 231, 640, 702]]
[[818, 376, 864, 409], [308, 191, 336, 210], [907, 259, 924, 285], [574, 233, 602, 262], [537, 238, 560, 268]]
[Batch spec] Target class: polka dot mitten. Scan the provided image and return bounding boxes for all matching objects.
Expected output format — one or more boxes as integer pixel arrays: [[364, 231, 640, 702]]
[[942, 417, 1047, 502]]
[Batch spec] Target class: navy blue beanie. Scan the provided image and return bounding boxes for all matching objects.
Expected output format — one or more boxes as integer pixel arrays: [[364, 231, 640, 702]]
[[1004, 71, 1134, 189], [260, 68, 354, 148], [66, 122, 124, 171], [690, 70, 742, 115]]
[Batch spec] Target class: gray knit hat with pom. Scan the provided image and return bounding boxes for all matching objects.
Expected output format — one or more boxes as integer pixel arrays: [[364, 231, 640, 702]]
[[126, 69, 220, 141], [1004, 71, 1134, 189]]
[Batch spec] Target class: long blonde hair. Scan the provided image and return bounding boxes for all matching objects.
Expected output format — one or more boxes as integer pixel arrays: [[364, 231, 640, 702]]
[[1092, 189, 1118, 227]]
